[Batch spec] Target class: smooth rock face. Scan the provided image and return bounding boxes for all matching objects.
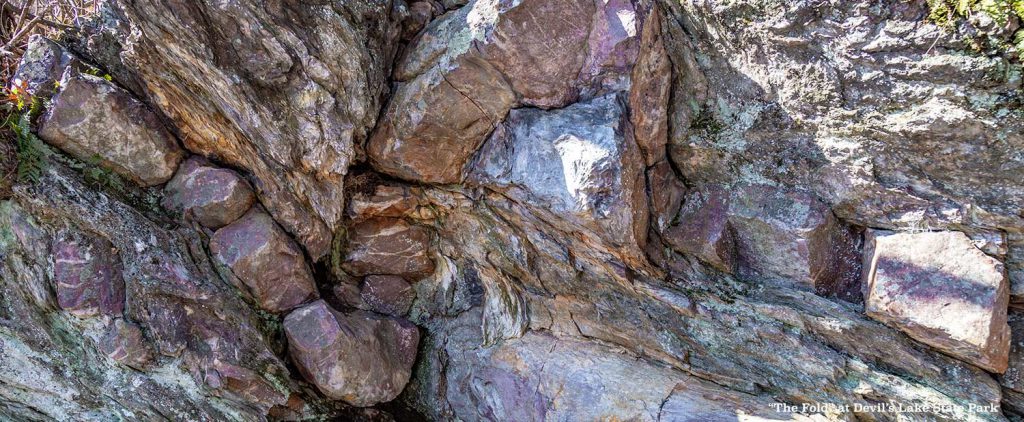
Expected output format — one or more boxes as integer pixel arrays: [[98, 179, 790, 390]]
[[162, 157, 256, 229], [11, 35, 81, 98], [727, 184, 861, 298], [284, 300, 420, 407], [472, 94, 647, 251], [862, 230, 1011, 373], [86, 1, 404, 258], [98, 319, 154, 370], [360, 275, 415, 317], [210, 208, 318, 313], [51, 230, 125, 318], [341, 218, 435, 278], [38, 74, 185, 187]]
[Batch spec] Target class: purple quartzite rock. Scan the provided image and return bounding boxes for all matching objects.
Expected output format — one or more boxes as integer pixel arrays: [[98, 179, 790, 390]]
[[51, 230, 125, 317], [210, 208, 318, 313], [361, 275, 416, 317], [162, 157, 256, 229], [341, 218, 435, 278], [38, 74, 185, 186], [862, 230, 1011, 373], [284, 300, 420, 407], [98, 319, 153, 370], [663, 188, 734, 274], [727, 184, 861, 299]]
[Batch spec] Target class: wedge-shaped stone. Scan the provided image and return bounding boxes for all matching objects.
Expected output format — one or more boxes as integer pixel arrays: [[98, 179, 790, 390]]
[[38, 74, 185, 186], [211, 208, 318, 313], [341, 218, 435, 278], [163, 157, 256, 229], [284, 300, 419, 406], [863, 230, 1011, 373], [51, 230, 125, 318]]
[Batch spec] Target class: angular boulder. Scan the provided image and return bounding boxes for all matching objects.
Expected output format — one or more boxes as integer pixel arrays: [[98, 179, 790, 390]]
[[347, 185, 422, 220], [360, 275, 415, 317], [369, 0, 653, 183], [98, 319, 154, 370], [663, 188, 735, 273], [284, 300, 420, 406], [472, 93, 647, 250], [340, 218, 435, 278], [210, 208, 318, 313], [862, 230, 1011, 373], [727, 184, 860, 298], [11, 35, 81, 98], [38, 74, 185, 186], [51, 230, 125, 318], [163, 157, 256, 229]]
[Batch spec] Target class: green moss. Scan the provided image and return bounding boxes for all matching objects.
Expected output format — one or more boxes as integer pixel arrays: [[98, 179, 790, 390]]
[[928, 0, 1024, 58], [689, 105, 724, 138]]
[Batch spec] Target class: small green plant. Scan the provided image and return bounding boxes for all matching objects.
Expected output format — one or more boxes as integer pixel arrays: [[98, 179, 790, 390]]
[[690, 105, 724, 138], [6, 110, 47, 184], [928, 0, 1024, 53], [80, 154, 125, 192]]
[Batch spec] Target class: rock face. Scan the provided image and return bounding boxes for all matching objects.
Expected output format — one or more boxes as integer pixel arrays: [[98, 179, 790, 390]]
[[340, 218, 435, 278], [38, 74, 185, 186], [3, 0, 1024, 420], [162, 157, 256, 229], [862, 230, 1011, 373], [10, 35, 81, 98], [210, 208, 318, 313], [84, 0, 405, 258], [284, 300, 420, 407], [51, 230, 125, 318]]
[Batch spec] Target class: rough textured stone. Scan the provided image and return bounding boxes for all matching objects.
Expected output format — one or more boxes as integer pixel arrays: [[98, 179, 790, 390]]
[[284, 300, 420, 407], [347, 185, 422, 220], [863, 230, 1011, 373], [38, 74, 185, 186], [341, 218, 435, 278], [162, 157, 256, 229], [361, 275, 415, 317], [84, 0, 405, 258], [471, 94, 647, 253], [663, 188, 734, 273], [1001, 311, 1024, 397], [629, 6, 671, 166], [727, 184, 861, 298], [368, 0, 655, 183], [646, 160, 686, 233], [10, 35, 82, 98], [210, 208, 318, 313], [51, 229, 125, 318], [98, 318, 154, 370]]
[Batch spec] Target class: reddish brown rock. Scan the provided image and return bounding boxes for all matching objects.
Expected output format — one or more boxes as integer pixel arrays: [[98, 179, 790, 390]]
[[361, 275, 416, 317], [284, 300, 420, 406], [629, 7, 671, 166], [341, 218, 435, 278], [663, 188, 735, 273], [162, 157, 256, 229], [647, 161, 687, 233], [38, 74, 185, 187], [98, 319, 153, 370], [210, 208, 318, 313], [347, 185, 421, 220], [862, 230, 1011, 373], [51, 230, 125, 318], [727, 184, 860, 298]]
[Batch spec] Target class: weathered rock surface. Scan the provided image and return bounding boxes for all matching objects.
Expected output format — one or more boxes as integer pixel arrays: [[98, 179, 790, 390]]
[[471, 94, 648, 255], [340, 218, 435, 278], [284, 300, 420, 407], [663, 188, 733, 273], [361, 275, 416, 317], [347, 185, 423, 220], [83, 0, 405, 258], [51, 229, 125, 318], [368, 0, 656, 183], [863, 230, 1011, 373], [38, 74, 185, 186], [98, 318, 154, 370], [728, 184, 862, 299], [210, 208, 318, 313], [162, 157, 256, 229], [10, 35, 82, 98]]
